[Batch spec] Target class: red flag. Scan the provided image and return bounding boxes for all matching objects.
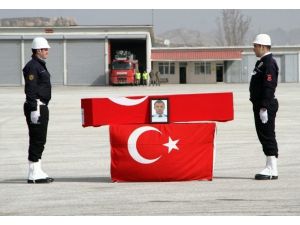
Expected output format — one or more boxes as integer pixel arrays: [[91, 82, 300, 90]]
[[81, 92, 233, 127], [110, 123, 216, 182]]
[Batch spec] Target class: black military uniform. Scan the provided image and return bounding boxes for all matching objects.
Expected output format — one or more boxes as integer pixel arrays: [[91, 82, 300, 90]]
[[249, 53, 279, 158], [23, 55, 51, 162]]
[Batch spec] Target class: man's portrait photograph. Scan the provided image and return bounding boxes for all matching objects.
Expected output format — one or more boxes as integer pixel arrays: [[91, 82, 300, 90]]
[[150, 99, 169, 123]]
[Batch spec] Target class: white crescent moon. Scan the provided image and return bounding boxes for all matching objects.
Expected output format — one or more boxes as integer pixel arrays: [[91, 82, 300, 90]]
[[108, 96, 148, 106], [128, 126, 161, 164]]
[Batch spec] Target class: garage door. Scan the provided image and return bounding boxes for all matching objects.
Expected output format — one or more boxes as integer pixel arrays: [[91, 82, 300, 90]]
[[0, 40, 21, 85], [273, 55, 282, 83], [24, 39, 64, 85], [66, 40, 105, 85]]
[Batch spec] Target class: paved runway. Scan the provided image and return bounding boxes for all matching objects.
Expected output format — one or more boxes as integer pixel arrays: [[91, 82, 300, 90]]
[[0, 83, 300, 216]]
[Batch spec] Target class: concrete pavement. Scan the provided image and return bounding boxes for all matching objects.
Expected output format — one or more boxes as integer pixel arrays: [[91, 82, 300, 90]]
[[0, 83, 300, 215]]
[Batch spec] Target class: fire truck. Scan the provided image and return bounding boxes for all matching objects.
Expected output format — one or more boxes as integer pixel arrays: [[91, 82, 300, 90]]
[[110, 50, 138, 85]]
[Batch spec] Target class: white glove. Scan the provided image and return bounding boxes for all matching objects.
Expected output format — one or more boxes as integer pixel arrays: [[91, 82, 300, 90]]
[[30, 110, 40, 124], [259, 109, 268, 124]]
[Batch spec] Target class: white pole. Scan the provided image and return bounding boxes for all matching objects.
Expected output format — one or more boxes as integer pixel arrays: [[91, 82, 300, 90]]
[[298, 52, 300, 83], [105, 37, 109, 86], [146, 32, 152, 86], [63, 38, 67, 85], [21, 38, 25, 86]]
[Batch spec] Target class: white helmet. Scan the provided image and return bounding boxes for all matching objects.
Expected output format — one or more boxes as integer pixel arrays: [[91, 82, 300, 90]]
[[31, 37, 51, 49], [253, 34, 271, 46]]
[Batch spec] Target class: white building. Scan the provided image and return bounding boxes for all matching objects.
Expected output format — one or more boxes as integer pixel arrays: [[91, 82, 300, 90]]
[[0, 26, 153, 86], [152, 46, 300, 84], [0, 26, 299, 85]]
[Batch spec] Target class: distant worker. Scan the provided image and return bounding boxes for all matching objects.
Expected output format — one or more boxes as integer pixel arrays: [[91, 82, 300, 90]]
[[23, 37, 54, 184], [142, 70, 148, 86], [155, 71, 160, 86], [149, 70, 155, 86], [135, 71, 141, 86], [250, 33, 279, 180]]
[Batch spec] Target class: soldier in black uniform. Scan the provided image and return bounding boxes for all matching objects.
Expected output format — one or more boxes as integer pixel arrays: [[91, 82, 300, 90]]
[[23, 37, 54, 183], [250, 34, 279, 180]]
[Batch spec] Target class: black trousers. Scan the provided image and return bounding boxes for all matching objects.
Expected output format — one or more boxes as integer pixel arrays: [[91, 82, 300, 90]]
[[24, 103, 49, 162], [253, 99, 279, 158]]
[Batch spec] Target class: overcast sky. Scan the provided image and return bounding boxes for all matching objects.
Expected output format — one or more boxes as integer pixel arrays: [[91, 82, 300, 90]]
[[1, 9, 300, 35]]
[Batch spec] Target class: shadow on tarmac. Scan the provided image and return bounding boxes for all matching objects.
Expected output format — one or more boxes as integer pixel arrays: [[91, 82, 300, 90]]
[[0, 176, 112, 184], [214, 176, 254, 180], [0, 176, 254, 184]]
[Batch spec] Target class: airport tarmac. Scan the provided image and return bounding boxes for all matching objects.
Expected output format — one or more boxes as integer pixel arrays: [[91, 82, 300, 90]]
[[0, 83, 300, 216]]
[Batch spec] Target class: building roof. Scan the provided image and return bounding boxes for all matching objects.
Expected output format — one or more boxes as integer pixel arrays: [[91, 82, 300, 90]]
[[151, 48, 243, 61], [0, 25, 155, 41]]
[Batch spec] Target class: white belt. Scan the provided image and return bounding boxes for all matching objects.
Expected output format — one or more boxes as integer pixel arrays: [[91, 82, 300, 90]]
[[36, 99, 45, 115], [37, 99, 46, 106]]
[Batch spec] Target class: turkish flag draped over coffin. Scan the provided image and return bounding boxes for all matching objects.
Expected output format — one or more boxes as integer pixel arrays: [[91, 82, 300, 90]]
[[81, 92, 233, 127], [110, 123, 216, 182]]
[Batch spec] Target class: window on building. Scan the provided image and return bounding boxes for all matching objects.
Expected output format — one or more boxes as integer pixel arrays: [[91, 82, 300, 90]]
[[164, 62, 169, 74], [195, 62, 211, 75], [170, 62, 175, 74], [195, 63, 201, 74], [200, 62, 205, 74], [206, 62, 211, 74], [158, 63, 164, 74], [158, 62, 175, 75]]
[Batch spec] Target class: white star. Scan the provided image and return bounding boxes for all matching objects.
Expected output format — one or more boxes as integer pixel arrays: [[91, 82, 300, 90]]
[[163, 136, 179, 153]]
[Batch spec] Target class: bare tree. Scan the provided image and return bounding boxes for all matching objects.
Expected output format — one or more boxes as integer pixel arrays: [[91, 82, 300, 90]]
[[216, 9, 251, 46]]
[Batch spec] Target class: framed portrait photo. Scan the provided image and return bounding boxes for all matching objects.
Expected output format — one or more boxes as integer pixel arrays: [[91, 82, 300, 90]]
[[150, 98, 169, 123]]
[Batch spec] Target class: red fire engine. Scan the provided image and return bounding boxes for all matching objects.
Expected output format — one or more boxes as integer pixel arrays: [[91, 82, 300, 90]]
[[110, 50, 138, 85]]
